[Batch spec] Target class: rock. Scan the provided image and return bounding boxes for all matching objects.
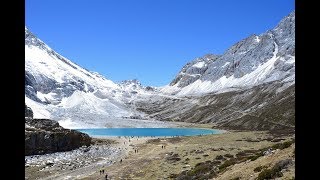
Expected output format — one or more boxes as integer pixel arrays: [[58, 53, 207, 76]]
[[46, 161, 54, 166], [25, 117, 92, 156], [25, 104, 33, 119], [274, 159, 293, 170], [195, 150, 204, 154], [145, 86, 154, 91], [263, 148, 273, 156]]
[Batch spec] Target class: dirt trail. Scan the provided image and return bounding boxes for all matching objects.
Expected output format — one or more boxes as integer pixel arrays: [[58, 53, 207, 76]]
[[41, 159, 110, 180], [34, 137, 151, 180]]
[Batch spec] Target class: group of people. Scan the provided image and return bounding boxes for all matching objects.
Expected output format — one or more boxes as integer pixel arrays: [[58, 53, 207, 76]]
[[99, 169, 108, 179]]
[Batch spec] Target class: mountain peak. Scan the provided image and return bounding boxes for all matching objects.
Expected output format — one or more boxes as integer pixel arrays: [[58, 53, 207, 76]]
[[120, 79, 141, 86], [164, 11, 295, 96]]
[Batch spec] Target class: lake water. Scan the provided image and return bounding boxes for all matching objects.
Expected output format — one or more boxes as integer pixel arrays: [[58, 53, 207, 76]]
[[76, 128, 223, 137]]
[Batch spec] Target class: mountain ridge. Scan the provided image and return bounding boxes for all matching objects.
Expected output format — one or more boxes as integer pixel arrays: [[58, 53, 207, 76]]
[[162, 11, 294, 96]]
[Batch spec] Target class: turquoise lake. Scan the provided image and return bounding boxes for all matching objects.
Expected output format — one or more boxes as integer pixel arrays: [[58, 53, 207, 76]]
[[76, 128, 223, 137]]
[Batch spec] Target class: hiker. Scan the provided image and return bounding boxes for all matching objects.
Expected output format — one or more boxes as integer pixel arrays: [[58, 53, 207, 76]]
[[100, 170, 101, 175], [105, 174, 108, 179], [102, 169, 104, 174]]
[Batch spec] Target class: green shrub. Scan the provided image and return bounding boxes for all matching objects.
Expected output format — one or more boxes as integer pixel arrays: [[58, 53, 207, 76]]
[[211, 160, 221, 165], [195, 162, 204, 167], [169, 173, 178, 178], [224, 153, 234, 158], [231, 177, 241, 180], [249, 152, 263, 161], [187, 162, 212, 177], [215, 155, 224, 160], [257, 168, 273, 179], [177, 160, 218, 179], [256, 159, 291, 179], [235, 156, 249, 163], [254, 165, 267, 172], [272, 140, 293, 150], [257, 168, 283, 180], [281, 141, 293, 149], [236, 151, 247, 157], [219, 158, 237, 172]]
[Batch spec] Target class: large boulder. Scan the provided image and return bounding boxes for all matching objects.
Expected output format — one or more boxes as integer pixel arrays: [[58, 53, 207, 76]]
[[25, 104, 33, 119], [25, 118, 91, 156]]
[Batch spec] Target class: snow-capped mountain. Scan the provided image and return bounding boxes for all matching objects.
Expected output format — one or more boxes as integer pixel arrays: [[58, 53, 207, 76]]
[[25, 27, 119, 103], [134, 11, 295, 131], [162, 11, 295, 96], [25, 27, 163, 128]]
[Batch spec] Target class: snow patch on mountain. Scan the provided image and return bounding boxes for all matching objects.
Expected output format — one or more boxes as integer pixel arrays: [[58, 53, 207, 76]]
[[25, 45, 118, 90], [192, 61, 206, 68], [25, 96, 51, 119], [175, 42, 281, 96], [255, 36, 260, 43], [221, 62, 230, 68]]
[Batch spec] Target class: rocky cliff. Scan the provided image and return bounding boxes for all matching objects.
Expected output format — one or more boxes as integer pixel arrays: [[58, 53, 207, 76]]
[[25, 106, 92, 156]]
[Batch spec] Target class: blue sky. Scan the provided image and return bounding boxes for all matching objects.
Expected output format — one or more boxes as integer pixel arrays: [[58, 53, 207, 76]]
[[26, 0, 294, 87]]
